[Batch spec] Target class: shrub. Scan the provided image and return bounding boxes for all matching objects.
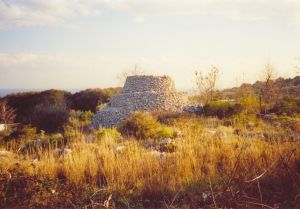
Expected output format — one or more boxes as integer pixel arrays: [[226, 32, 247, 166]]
[[69, 88, 121, 112], [97, 128, 121, 140], [203, 101, 242, 119], [3, 90, 71, 123], [156, 126, 174, 138], [31, 102, 70, 133], [48, 133, 64, 146], [118, 112, 160, 139], [66, 110, 93, 129], [238, 94, 260, 115], [63, 125, 84, 142], [14, 125, 37, 139], [272, 96, 300, 115], [153, 111, 187, 125], [3, 125, 38, 145], [63, 110, 93, 142]]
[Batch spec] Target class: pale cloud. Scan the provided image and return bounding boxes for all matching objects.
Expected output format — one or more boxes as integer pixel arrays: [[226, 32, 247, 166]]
[[0, 53, 39, 66], [1, 0, 300, 29], [0, 52, 121, 88], [133, 16, 145, 24], [105, 0, 300, 22], [0, 53, 110, 68], [0, 0, 103, 28]]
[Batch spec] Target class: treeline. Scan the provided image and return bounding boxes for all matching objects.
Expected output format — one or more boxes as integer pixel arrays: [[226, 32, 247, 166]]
[[193, 73, 300, 119], [0, 87, 121, 132], [221, 76, 300, 115], [223, 76, 300, 100]]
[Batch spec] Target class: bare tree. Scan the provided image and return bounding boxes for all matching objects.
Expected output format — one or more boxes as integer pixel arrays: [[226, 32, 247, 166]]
[[260, 63, 279, 113], [0, 100, 16, 127], [117, 64, 146, 84], [195, 66, 220, 104]]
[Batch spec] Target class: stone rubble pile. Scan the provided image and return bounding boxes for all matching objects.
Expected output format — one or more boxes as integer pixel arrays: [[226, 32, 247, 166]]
[[92, 75, 189, 127]]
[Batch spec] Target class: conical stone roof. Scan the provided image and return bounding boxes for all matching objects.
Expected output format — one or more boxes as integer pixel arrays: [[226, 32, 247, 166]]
[[92, 75, 188, 128]]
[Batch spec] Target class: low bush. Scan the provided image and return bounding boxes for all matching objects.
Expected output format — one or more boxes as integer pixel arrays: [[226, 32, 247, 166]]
[[2, 90, 71, 123], [97, 128, 121, 140], [4, 125, 38, 142], [48, 133, 64, 146], [118, 112, 161, 139], [156, 126, 174, 139], [69, 88, 121, 112], [63, 125, 84, 142], [31, 102, 70, 133], [203, 101, 242, 119], [272, 96, 300, 115]]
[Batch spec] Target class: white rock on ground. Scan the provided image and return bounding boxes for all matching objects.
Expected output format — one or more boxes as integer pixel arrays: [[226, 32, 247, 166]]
[[149, 150, 168, 161], [203, 128, 217, 135], [114, 145, 126, 152], [160, 137, 172, 145], [54, 148, 73, 157]]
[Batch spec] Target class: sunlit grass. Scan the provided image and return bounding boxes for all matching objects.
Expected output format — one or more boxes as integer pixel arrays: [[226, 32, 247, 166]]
[[1, 116, 299, 208]]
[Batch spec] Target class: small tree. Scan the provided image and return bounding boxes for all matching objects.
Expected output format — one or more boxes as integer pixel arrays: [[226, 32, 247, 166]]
[[260, 63, 280, 113], [31, 102, 70, 133], [117, 64, 146, 84], [195, 66, 220, 104], [236, 84, 260, 115], [0, 100, 16, 126]]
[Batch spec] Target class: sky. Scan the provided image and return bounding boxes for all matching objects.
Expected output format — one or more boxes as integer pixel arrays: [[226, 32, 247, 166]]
[[0, 0, 300, 90]]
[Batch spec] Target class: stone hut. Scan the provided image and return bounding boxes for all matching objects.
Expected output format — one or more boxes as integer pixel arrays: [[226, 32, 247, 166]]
[[92, 75, 188, 127]]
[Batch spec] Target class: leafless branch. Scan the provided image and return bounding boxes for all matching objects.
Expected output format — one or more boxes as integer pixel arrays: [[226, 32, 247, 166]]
[[238, 200, 275, 209], [209, 178, 218, 209], [0, 100, 16, 126], [117, 64, 146, 84], [195, 66, 220, 104]]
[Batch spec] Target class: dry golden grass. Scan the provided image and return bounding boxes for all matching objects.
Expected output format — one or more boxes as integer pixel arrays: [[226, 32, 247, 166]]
[[1, 117, 299, 208], [2, 130, 299, 192]]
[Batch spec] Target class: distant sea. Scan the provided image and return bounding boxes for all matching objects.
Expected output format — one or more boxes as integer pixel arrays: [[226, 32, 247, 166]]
[[0, 89, 81, 98]]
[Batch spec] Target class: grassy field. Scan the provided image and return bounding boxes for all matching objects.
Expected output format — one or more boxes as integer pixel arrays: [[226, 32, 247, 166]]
[[1, 114, 300, 208]]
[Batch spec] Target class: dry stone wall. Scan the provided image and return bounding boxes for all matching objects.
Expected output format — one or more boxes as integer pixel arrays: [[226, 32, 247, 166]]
[[122, 76, 175, 93], [92, 75, 188, 128]]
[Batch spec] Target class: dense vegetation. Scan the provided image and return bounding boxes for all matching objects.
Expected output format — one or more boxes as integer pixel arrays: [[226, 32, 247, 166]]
[[1, 112, 299, 208], [0, 87, 121, 132], [69, 88, 121, 112], [0, 76, 299, 208], [222, 76, 300, 115]]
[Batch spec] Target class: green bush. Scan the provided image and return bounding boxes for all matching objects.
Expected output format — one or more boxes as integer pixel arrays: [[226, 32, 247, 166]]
[[66, 110, 93, 129], [48, 133, 64, 145], [272, 96, 300, 115], [97, 128, 121, 140], [118, 112, 160, 140], [62, 110, 94, 142], [69, 88, 121, 112], [156, 126, 174, 138], [31, 102, 70, 133], [3, 125, 38, 145], [63, 125, 84, 142], [2, 90, 71, 123], [203, 101, 242, 119]]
